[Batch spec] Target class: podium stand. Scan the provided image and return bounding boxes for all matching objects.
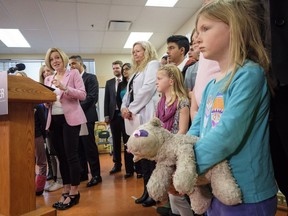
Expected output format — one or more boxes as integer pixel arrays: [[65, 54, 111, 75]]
[[0, 76, 56, 216]]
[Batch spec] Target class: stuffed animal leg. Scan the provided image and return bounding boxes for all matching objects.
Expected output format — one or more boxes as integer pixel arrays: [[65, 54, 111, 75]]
[[147, 162, 175, 201], [173, 144, 198, 195], [190, 161, 242, 214], [210, 161, 242, 205], [190, 185, 213, 214]]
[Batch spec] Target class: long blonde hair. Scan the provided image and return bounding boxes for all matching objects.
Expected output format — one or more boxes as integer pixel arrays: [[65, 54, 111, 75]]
[[196, 0, 270, 91], [131, 41, 158, 73], [39, 64, 54, 84], [158, 64, 188, 107]]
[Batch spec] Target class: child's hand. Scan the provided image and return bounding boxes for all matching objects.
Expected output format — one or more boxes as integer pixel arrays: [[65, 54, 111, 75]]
[[44, 102, 51, 108], [195, 175, 210, 186]]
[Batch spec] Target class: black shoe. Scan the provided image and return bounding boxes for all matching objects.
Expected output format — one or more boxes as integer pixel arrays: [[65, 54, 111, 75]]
[[52, 193, 69, 208], [136, 174, 143, 178], [109, 165, 121, 174], [156, 206, 170, 216], [87, 176, 102, 187], [142, 197, 156, 207], [124, 173, 133, 179], [36, 190, 44, 196], [169, 210, 181, 216], [135, 190, 149, 204], [57, 193, 80, 210]]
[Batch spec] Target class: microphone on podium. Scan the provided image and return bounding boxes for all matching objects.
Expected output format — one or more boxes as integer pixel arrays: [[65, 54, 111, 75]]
[[7, 63, 26, 74]]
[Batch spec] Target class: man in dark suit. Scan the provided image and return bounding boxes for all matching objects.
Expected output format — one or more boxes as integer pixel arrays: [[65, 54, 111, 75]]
[[104, 60, 123, 174], [69, 55, 102, 187], [264, 0, 288, 201]]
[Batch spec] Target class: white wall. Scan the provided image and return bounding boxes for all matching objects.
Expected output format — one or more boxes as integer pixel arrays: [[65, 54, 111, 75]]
[[157, 10, 199, 58]]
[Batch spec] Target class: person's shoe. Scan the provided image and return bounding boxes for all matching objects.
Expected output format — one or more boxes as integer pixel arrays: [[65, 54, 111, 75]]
[[135, 190, 149, 204], [36, 190, 44, 196], [156, 206, 170, 216], [169, 210, 181, 216], [44, 181, 54, 191], [142, 197, 156, 207], [52, 193, 69, 209], [124, 173, 133, 179], [57, 193, 80, 210], [109, 165, 121, 174], [168, 210, 181, 216], [87, 176, 102, 187], [136, 173, 143, 178], [47, 181, 63, 192]]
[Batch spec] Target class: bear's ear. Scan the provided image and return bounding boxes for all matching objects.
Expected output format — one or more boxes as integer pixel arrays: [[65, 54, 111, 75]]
[[150, 117, 162, 127]]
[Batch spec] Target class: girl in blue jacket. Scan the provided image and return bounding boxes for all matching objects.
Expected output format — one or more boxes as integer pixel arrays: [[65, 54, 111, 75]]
[[188, 1, 278, 215]]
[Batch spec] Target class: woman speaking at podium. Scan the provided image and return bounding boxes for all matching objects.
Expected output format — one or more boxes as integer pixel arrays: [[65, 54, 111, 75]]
[[44, 48, 87, 210]]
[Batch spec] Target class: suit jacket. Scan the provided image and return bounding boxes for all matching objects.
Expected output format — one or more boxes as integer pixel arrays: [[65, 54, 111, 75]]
[[44, 69, 87, 129], [121, 60, 160, 124], [269, 0, 288, 84], [81, 72, 99, 123], [104, 77, 118, 120], [116, 80, 127, 110]]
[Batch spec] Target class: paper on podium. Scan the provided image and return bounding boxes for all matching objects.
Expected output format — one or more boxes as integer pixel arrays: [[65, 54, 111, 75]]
[[124, 114, 141, 135]]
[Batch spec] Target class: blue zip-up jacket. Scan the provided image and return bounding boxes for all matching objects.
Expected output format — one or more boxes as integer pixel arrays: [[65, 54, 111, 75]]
[[188, 60, 278, 203]]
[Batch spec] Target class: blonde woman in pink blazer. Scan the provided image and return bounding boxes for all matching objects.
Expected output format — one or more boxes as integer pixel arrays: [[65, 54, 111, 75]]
[[44, 48, 86, 210]]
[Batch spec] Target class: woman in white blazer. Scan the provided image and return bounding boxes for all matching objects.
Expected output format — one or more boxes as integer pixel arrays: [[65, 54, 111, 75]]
[[121, 41, 160, 207]]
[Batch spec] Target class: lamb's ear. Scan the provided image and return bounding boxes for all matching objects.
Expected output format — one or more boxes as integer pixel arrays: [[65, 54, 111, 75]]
[[150, 117, 161, 127]]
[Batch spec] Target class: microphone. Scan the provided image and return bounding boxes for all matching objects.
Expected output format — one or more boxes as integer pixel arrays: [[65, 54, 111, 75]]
[[7, 63, 26, 74]]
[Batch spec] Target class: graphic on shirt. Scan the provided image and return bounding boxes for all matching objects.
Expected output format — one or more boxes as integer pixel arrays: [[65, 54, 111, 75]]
[[211, 93, 224, 128], [203, 95, 213, 130]]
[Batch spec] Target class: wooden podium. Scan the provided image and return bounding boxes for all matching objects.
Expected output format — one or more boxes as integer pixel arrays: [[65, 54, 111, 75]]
[[0, 76, 56, 216]]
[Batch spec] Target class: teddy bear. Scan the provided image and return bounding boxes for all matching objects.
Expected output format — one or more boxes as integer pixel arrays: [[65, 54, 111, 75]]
[[126, 118, 242, 214]]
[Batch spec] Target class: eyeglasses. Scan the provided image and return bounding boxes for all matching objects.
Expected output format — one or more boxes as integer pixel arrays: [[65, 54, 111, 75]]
[[123, 68, 130, 71]]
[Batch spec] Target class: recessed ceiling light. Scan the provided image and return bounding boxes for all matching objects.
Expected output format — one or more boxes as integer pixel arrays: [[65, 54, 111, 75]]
[[145, 0, 179, 7], [124, 32, 153, 48], [0, 29, 30, 48]]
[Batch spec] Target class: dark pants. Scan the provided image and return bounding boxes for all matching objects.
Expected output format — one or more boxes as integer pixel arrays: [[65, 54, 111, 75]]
[[49, 115, 81, 186], [110, 111, 127, 167], [78, 139, 88, 180], [270, 85, 288, 200], [122, 120, 134, 174], [141, 159, 156, 187], [80, 121, 101, 177]]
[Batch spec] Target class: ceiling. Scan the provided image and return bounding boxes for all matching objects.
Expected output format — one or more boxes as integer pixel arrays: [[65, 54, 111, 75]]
[[0, 0, 202, 55]]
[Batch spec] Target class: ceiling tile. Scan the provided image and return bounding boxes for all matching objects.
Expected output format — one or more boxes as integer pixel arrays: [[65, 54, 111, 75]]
[[79, 47, 101, 54], [40, 1, 78, 30], [1, 0, 46, 29], [108, 5, 143, 21], [102, 32, 130, 48], [77, 0, 112, 3], [21, 29, 54, 49], [79, 31, 105, 47], [77, 3, 110, 31], [50, 30, 79, 47]]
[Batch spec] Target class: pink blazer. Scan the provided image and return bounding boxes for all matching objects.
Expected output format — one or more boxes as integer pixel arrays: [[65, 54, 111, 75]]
[[44, 69, 87, 129]]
